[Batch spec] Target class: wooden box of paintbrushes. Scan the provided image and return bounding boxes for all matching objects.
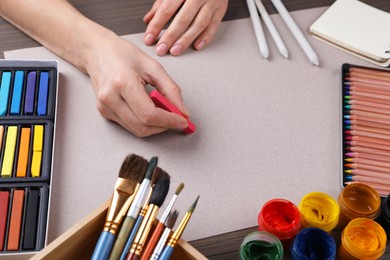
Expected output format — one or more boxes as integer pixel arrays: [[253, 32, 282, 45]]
[[341, 63, 390, 196], [30, 199, 206, 259]]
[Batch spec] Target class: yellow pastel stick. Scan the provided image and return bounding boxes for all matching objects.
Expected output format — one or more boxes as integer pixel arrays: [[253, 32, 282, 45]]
[[1, 126, 17, 178], [31, 125, 44, 177]]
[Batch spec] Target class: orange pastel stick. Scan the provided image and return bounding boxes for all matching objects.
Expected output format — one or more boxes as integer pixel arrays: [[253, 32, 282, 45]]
[[16, 128, 31, 177], [7, 189, 25, 250]]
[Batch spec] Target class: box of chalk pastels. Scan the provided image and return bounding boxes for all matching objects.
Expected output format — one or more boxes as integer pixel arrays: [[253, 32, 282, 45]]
[[0, 60, 58, 258], [341, 63, 390, 196]]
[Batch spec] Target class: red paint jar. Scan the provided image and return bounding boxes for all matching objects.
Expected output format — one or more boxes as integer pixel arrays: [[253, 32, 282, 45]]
[[258, 199, 301, 249]]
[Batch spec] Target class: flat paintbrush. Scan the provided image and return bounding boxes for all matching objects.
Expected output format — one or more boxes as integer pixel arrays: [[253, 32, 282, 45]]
[[120, 167, 164, 260], [150, 210, 179, 260], [159, 196, 200, 260], [140, 183, 184, 260], [126, 168, 170, 260], [110, 156, 158, 260], [91, 154, 148, 260]]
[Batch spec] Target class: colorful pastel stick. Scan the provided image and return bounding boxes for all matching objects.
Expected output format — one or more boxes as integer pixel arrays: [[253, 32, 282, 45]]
[[1, 126, 17, 178], [149, 90, 196, 134], [37, 72, 49, 116], [22, 189, 40, 250], [0, 190, 10, 250], [0, 125, 3, 151], [31, 125, 44, 177], [16, 127, 31, 177], [0, 71, 12, 116], [7, 189, 25, 250], [10, 71, 24, 115], [24, 71, 37, 115]]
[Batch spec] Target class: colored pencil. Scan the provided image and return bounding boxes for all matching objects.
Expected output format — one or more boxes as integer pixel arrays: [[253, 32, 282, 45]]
[[345, 169, 390, 180], [346, 145, 390, 156], [346, 152, 390, 163], [346, 175, 390, 185], [345, 130, 390, 141], [91, 154, 148, 260], [345, 104, 390, 116], [349, 67, 390, 78], [344, 124, 390, 136], [347, 72, 390, 82], [345, 76, 390, 86], [345, 119, 390, 130], [346, 90, 390, 102], [345, 157, 390, 168], [345, 163, 390, 174], [345, 84, 390, 96], [344, 94, 390, 105], [345, 99, 390, 110], [345, 135, 390, 146]]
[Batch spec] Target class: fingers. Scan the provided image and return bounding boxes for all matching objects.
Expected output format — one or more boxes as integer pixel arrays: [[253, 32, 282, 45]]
[[143, 0, 184, 47], [144, 0, 228, 56]]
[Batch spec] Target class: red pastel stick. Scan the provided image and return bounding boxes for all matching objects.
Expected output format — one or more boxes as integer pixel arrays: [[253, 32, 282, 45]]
[[150, 90, 196, 134], [0, 191, 10, 250]]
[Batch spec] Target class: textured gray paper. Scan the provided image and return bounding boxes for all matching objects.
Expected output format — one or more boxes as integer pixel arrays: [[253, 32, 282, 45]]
[[5, 7, 373, 244]]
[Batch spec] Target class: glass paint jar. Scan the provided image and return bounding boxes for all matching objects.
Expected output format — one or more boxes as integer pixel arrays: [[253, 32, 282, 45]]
[[291, 227, 336, 260], [239, 231, 283, 260], [339, 218, 387, 260], [258, 199, 301, 249], [377, 194, 390, 236], [337, 183, 381, 229], [298, 192, 339, 232]]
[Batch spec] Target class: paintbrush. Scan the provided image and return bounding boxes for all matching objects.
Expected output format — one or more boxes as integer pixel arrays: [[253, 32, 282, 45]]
[[91, 154, 148, 260], [150, 210, 179, 260], [140, 183, 184, 260], [110, 156, 158, 260], [120, 167, 164, 260], [159, 196, 200, 260], [126, 168, 170, 260]]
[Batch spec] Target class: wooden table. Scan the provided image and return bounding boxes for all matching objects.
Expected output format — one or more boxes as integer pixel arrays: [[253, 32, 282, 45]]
[[1, 1, 390, 259]]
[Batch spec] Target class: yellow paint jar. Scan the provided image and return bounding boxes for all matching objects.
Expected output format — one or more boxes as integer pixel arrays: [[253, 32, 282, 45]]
[[339, 218, 387, 260], [298, 192, 339, 232], [337, 183, 381, 229]]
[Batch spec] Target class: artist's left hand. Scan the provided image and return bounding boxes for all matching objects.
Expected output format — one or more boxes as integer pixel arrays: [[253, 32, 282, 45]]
[[143, 0, 228, 56]]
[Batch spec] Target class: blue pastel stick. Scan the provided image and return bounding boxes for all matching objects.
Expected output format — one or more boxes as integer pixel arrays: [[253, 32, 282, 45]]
[[0, 71, 12, 116], [159, 245, 174, 260], [24, 71, 37, 115], [37, 72, 49, 115], [10, 71, 24, 115]]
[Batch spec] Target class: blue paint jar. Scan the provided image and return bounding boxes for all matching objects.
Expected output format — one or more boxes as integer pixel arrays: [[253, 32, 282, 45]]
[[291, 227, 336, 260]]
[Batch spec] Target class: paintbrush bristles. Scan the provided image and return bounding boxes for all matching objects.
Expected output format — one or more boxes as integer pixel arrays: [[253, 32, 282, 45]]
[[189, 196, 200, 213], [119, 154, 148, 182], [175, 183, 184, 195], [145, 157, 158, 180], [150, 168, 170, 207], [167, 210, 179, 229]]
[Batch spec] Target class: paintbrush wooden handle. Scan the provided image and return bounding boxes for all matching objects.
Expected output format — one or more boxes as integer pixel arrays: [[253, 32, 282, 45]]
[[92, 231, 116, 260], [126, 252, 140, 260], [109, 216, 136, 260], [140, 222, 165, 260]]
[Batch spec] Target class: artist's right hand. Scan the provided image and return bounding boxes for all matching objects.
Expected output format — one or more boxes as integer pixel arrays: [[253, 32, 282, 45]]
[[85, 31, 190, 137]]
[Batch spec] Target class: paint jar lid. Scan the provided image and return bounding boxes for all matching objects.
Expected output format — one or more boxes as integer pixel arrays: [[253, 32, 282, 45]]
[[258, 198, 301, 240]]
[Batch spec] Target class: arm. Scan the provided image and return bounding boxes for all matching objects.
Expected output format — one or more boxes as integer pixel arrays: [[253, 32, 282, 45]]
[[143, 0, 229, 56], [0, 0, 190, 137]]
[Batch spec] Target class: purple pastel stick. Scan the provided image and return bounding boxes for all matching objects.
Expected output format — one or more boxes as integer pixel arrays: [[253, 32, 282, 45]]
[[24, 71, 37, 115]]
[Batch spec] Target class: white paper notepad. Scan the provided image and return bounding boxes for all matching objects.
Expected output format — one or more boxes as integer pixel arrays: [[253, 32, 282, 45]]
[[310, 0, 390, 67]]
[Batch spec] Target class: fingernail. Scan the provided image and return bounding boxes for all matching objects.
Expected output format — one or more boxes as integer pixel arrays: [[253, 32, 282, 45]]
[[144, 33, 154, 45], [156, 43, 168, 56], [170, 44, 182, 56], [178, 120, 188, 129], [196, 40, 206, 50]]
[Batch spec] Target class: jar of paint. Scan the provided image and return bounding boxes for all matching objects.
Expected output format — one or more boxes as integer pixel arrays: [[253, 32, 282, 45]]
[[339, 218, 387, 260], [258, 199, 301, 249], [376, 194, 390, 235], [239, 231, 283, 260], [291, 227, 336, 260], [337, 183, 381, 229], [298, 192, 339, 232]]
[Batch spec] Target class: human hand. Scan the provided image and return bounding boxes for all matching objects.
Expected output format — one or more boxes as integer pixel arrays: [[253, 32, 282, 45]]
[[85, 31, 190, 137], [143, 0, 228, 56]]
